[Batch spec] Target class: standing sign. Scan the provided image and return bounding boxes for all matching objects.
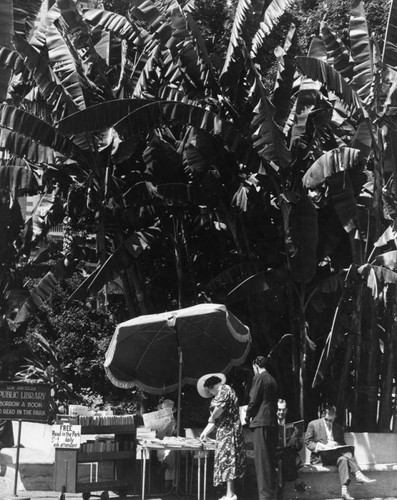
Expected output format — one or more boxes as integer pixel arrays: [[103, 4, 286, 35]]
[[0, 381, 51, 422], [0, 381, 51, 497], [51, 423, 81, 449]]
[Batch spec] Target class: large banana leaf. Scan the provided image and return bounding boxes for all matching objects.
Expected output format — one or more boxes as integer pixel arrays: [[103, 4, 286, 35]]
[[321, 22, 355, 81], [248, 56, 291, 168], [133, 47, 161, 98], [116, 100, 261, 169], [349, 0, 373, 102], [13, 0, 43, 38], [56, 0, 112, 100], [0, 0, 13, 101], [57, 98, 151, 133], [219, 0, 252, 87], [12, 259, 69, 328], [226, 268, 285, 304], [303, 147, 361, 233], [0, 163, 35, 197], [58, 99, 261, 170], [296, 56, 362, 110], [252, 97, 291, 168], [303, 146, 361, 189], [349, 118, 373, 153], [383, 0, 397, 67], [46, 23, 86, 111], [373, 224, 397, 248], [250, 0, 296, 59], [29, 2, 61, 51], [327, 172, 358, 233], [357, 263, 397, 300], [0, 103, 80, 158], [68, 226, 161, 302], [28, 190, 57, 242], [185, 12, 219, 95], [371, 250, 397, 270], [13, 35, 77, 115], [83, 9, 145, 45], [272, 25, 298, 128], [0, 46, 25, 74], [290, 37, 325, 145], [0, 128, 56, 165]]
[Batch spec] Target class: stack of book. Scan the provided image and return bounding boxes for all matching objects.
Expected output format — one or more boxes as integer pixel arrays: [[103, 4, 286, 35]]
[[78, 415, 135, 427], [136, 427, 156, 440]]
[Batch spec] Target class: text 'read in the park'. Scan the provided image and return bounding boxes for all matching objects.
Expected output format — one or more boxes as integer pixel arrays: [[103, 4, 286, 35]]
[[51, 423, 82, 449], [0, 381, 51, 422]]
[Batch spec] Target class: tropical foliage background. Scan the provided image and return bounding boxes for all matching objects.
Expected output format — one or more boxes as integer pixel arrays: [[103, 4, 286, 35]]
[[0, 0, 396, 431]]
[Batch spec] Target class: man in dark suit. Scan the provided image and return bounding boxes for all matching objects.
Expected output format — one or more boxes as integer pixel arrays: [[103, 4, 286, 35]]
[[245, 356, 278, 500], [305, 405, 376, 500]]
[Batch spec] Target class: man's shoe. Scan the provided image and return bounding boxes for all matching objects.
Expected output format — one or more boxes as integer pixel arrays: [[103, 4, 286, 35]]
[[355, 471, 376, 484], [342, 492, 354, 500]]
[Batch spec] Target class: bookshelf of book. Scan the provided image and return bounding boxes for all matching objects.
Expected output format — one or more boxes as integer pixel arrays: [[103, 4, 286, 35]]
[[54, 414, 136, 500]]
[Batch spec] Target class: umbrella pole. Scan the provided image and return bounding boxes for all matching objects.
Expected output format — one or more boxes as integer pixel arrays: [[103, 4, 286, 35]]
[[177, 345, 183, 436]]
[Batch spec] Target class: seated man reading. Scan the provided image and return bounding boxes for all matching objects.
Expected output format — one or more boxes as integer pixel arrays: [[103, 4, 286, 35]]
[[276, 399, 306, 493], [305, 404, 375, 500]]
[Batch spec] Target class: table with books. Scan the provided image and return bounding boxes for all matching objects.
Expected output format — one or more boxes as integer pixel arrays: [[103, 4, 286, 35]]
[[137, 432, 215, 500]]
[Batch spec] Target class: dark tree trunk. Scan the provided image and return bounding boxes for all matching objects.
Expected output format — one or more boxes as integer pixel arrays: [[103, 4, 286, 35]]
[[379, 287, 397, 431]]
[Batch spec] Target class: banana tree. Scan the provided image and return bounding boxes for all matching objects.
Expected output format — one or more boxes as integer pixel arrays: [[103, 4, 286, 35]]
[[294, 0, 397, 428]]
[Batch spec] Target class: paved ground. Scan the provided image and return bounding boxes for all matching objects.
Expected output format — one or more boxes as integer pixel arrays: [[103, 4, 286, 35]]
[[2, 492, 397, 500]]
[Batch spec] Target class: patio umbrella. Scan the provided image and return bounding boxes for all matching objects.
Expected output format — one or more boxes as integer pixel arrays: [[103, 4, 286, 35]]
[[104, 303, 251, 434]]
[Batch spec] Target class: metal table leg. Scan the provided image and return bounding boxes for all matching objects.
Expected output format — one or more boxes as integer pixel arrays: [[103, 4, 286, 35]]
[[204, 451, 208, 500], [141, 448, 146, 500], [197, 453, 201, 500]]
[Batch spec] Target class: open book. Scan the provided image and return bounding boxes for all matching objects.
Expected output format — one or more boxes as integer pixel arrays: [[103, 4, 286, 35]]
[[319, 445, 355, 465], [278, 420, 304, 448]]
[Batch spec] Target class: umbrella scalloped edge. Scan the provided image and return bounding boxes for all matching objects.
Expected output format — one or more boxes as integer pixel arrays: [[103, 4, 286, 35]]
[[225, 308, 251, 342], [104, 340, 251, 395]]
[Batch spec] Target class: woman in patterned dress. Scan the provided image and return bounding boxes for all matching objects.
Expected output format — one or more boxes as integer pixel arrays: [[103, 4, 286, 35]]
[[198, 373, 246, 500]]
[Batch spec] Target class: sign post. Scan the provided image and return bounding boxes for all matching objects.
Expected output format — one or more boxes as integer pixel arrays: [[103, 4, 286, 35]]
[[0, 382, 51, 500]]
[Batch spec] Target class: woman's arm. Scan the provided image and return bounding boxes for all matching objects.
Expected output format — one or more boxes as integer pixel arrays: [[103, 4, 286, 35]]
[[200, 406, 224, 441]]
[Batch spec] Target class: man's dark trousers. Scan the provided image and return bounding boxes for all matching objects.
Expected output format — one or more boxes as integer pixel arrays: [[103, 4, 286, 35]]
[[252, 425, 278, 500]]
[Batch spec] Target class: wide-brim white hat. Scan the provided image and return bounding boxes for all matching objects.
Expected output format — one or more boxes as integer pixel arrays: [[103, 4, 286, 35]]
[[197, 373, 226, 398]]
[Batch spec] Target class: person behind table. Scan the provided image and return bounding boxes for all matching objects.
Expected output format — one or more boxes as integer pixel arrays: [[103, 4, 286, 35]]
[[198, 373, 246, 500], [156, 398, 177, 486], [276, 399, 307, 493], [305, 404, 376, 500], [245, 355, 278, 500]]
